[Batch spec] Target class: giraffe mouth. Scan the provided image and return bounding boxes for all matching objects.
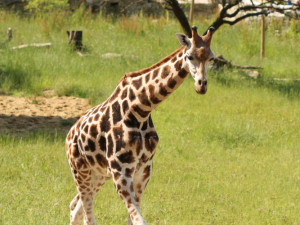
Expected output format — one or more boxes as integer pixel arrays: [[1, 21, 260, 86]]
[[195, 87, 207, 95]]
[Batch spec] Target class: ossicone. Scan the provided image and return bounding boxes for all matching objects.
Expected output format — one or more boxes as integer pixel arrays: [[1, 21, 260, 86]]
[[191, 24, 203, 47], [202, 26, 215, 47]]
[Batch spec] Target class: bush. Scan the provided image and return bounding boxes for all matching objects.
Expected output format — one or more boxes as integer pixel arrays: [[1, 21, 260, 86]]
[[25, 0, 69, 12]]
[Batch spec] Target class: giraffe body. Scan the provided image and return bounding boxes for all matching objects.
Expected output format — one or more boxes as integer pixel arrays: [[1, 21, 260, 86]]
[[66, 26, 215, 225]]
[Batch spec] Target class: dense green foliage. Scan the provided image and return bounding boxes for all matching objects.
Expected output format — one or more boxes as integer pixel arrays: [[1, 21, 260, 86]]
[[0, 11, 299, 224], [25, 0, 69, 11]]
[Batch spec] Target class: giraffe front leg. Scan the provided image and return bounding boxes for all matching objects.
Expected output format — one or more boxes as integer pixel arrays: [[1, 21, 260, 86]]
[[111, 166, 147, 225], [127, 160, 153, 225], [70, 193, 84, 225]]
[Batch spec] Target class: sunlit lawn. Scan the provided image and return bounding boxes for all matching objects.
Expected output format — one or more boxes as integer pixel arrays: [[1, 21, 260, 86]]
[[0, 10, 299, 225]]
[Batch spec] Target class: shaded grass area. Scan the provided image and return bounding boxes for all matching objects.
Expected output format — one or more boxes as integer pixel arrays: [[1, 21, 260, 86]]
[[0, 11, 300, 225], [213, 69, 300, 100]]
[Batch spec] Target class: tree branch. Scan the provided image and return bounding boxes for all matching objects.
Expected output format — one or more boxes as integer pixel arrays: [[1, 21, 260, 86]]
[[223, 11, 269, 26]]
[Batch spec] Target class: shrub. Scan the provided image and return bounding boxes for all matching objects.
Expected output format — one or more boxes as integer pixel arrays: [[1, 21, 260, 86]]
[[25, 0, 69, 12]]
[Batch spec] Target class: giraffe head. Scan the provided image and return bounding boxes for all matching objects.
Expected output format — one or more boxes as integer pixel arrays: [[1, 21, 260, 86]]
[[176, 26, 215, 94]]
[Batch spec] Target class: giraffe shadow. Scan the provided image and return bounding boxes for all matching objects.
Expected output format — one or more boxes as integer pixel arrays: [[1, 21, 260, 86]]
[[0, 114, 79, 137]]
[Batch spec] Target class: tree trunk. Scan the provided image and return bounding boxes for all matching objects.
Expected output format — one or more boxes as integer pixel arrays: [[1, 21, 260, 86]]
[[165, 0, 192, 37], [67, 30, 83, 50]]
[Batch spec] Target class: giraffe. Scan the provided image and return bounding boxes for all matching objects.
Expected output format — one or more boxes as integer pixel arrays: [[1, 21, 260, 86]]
[[65, 25, 215, 225]]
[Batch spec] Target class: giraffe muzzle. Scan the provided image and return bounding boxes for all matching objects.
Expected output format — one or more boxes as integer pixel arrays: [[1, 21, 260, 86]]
[[195, 79, 207, 95]]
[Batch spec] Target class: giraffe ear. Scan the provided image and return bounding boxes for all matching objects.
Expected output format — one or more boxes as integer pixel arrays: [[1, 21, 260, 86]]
[[176, 33, 191, 48]]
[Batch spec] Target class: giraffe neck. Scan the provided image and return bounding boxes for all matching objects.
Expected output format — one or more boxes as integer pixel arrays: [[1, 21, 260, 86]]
[[124, 47, 189, 121], [107, 46, 189, 124]]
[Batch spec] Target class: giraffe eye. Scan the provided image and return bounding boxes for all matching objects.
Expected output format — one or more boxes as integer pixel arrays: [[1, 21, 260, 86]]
[[188, 55, 194, 60]]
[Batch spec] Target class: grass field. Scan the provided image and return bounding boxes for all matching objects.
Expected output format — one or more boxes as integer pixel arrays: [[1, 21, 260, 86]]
[[0, 10, 300, 224]]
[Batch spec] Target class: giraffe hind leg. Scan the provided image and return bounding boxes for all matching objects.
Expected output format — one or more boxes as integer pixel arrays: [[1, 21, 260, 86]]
[[68, 152, 107, 225]]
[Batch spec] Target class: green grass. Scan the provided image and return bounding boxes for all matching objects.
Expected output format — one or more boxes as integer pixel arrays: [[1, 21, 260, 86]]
[[0, 10, 300, 225]]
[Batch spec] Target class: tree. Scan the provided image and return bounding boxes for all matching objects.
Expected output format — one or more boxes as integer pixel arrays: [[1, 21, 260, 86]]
[[164, 0, 300, 37], [210, 0, 299, 31]]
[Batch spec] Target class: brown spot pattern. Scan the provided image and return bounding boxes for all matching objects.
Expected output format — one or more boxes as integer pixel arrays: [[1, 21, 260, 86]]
[[167, 77, 177, 89], [87, 139, 96, 152], [122, 179, 127, 186], [132, 104, 150, 118], [161, 65, 170, 78], [107, 134, 114, 158], [132, 78, 142, 90], [109, 87, 121, 102], [174, 59, 182, 71], [111, 160, 122, 171], [90, 124, 98, 138], [86, 155, 95, 166], [143, 165, 151, 180], [148, 84, 161, 104], [145, 73, 150, 83], [145, 131, 159, 153], [94, 113, 100, 121], [128, 131, 142, 155], [159, 83, 170, 96], [179, 69, 188, 78], [84, 125, 89, 134], [114, 172, 121, 180], [118, 151, 134, 164], [73, 144, 80, 157], [138, 88, 151, 107], [124, 113, 140, 129], [112, 101, 122, 124], [95, 154, 108, 168], [99, 136, 106, 151], [152, 69, 159, 80], [125, 167, 134, 177], [141, 121, 147, 131], [129, 88, 136, 101], [100, 107, 110, 132], [122, 100, 129, 114], [121, 88, 128, 100], [113, 126, 124, 153], [81, 133, 86, 142]]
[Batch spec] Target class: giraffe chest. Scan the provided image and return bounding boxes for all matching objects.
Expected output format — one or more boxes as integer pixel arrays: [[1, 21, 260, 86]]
[[70, 109, 159, 172], [123, 126, 159, 159]]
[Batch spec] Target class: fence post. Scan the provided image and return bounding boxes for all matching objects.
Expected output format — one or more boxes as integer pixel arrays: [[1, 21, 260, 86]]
[[189, 0, 195, 24], [7, 27, 12, 41], [260, 15, 265, 59]]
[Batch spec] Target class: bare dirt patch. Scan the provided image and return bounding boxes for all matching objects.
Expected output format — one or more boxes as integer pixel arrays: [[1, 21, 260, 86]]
[[0, 94, 90, 135]]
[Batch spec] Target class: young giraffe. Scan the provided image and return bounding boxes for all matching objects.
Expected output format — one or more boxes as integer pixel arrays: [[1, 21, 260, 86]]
[[66, 26, 215, 225]]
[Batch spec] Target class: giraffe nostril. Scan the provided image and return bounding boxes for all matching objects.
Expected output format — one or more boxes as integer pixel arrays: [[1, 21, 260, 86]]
[[204, 80, 207, 86], [198, 80, 202, 86]]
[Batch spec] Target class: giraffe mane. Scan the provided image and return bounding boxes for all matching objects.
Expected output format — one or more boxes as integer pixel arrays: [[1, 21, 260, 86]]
[[118, 46, 186, 84]]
